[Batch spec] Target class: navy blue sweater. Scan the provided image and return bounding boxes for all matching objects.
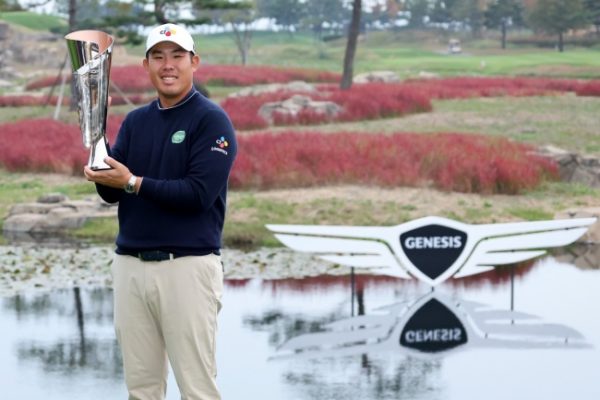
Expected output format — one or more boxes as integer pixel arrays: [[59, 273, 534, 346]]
[[96, 89, 237, 255]]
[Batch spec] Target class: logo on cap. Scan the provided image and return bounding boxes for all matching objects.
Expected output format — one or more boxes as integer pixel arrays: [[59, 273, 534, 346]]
[[160, 26, 177, 37]]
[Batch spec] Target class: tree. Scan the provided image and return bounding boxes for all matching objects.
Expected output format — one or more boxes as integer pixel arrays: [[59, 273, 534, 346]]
[[0, 0, 22, 11], [584, 0, 600, 36], [341, 0, 361, 89], [224, 8, 255, 65], [257, 0, 304, 35], [430, 0, 458, 25], [451, 0, 486, 38], [302, 0, 345, 41], [484, 0, 524, 49], [407, 0, 430, 28], [528, 0, 589, 52]]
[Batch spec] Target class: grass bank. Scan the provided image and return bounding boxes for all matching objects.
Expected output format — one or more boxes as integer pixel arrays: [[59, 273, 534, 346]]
[[1, 169, 598, 249]]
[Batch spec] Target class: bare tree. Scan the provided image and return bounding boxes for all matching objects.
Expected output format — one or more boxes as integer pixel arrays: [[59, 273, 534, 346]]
[[340, 0, 361, 90]]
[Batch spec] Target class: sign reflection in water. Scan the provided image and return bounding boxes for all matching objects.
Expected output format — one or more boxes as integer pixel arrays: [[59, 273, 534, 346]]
[[275, 282, 590, 359]]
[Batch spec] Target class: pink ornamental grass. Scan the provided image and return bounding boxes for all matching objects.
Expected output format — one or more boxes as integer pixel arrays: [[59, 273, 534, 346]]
[[230, 131, 557, 194], [0, 116, 123, 174], [0, 118, 558, 194]]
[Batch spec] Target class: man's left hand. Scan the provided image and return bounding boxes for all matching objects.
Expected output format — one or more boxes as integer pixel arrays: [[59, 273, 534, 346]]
[[84, 156, 132, 189]]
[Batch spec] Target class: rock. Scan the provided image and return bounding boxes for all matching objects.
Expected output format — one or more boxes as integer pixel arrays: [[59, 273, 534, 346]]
[[353, 71, 400, 84], [537, 145, 600, 188], [553, 243, 600, 270], [417, 71, 440, 79], [228, 81, 316, 98], [3, 214, 47, 232], [555, 207, 600, 244], [45, 207, 88, 230], [3, 193, 117, 236], [258, 94, 342, 124], [37, 193, 68, 204], [8, 203, 56, 216]]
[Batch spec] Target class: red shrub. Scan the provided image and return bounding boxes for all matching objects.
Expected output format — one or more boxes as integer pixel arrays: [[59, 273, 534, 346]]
[[222, 83, 432, 130], [0, 116, 124, 175], [230, 131, 558, 194], [0, 118, 558, 193], [25, 75, 64, 91], [0, 95, 67, 107], [25, 64, 341, 92], [194, 64, 341, 86], [575, 81, 600, 97]]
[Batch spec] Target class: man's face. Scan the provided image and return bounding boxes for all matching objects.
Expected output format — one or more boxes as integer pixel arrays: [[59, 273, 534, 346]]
[[143, 41, 200, 107]]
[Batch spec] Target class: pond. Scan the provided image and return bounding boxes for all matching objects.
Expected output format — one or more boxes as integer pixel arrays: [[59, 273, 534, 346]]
[[1, 248, 599, 400]]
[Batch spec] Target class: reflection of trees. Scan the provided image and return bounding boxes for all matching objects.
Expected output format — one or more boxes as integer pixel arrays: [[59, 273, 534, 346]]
[[18, 338, 122, 376], [4, 288, 113, 324], [3, 288, 122, 379], [282, 356, 441, 400], [243, 309, 338, 347]]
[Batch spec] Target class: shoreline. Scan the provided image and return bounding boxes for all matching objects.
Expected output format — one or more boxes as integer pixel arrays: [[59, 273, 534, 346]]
[[0, 244, 353, 298], [2, 241, 599, 298]]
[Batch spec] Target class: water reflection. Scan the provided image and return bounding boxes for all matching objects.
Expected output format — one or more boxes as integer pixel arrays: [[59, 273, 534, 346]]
[[1, 251, 600, 400], [3, 288, 121, 379], [275, 288, 589, 360]]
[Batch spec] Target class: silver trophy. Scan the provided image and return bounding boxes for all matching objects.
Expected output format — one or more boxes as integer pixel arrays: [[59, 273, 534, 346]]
[[65, 30, 113, 170]]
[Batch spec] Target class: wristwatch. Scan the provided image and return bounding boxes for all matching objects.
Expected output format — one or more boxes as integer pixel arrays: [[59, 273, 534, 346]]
[[124, 175, 137, 194]]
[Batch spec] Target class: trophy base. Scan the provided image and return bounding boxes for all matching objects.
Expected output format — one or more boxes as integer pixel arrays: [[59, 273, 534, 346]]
[[88, 139, 113, 171]]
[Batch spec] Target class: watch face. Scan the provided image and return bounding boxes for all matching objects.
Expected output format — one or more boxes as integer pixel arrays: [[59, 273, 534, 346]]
[[125, 176, 136, 193]]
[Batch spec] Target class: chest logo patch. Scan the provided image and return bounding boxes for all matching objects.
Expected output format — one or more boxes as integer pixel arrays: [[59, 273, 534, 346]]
[[171, 130, 186, 144]]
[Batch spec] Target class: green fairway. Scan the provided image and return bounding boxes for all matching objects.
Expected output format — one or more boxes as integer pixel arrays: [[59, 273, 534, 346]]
[[189, 30, 600, 78], [0, 11, 66, 31]]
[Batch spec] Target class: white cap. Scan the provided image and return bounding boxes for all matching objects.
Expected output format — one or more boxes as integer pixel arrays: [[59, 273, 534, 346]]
[[146, 23, 196, 55]]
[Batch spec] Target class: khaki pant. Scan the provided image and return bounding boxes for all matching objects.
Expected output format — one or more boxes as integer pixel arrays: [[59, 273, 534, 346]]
[[112, 254, 223, 400]]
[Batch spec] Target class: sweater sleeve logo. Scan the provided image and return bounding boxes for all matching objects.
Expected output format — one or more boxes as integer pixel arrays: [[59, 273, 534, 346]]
[[171, 130, 186, 144], [211, 136, 229, 155]]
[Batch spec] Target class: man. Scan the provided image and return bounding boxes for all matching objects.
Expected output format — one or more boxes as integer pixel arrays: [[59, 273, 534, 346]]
[[84, 23, 236, 400]]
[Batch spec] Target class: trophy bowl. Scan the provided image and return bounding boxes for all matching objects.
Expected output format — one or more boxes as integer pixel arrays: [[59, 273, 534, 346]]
[[65, 30, 114, 170]]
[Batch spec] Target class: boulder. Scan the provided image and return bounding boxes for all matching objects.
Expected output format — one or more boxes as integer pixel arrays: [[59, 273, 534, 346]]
[[417, 71, 440, 79], [537, 145, 600, 188], [553, 243, 600, 270], [353, 71, 400, 84], [38, 192, 69, 204], [228, 81, 316, 98], [3, 214, 47, 232], [3, 193, 117, 235], [555, 207, 600, 244], [258, 94, 342, 124]]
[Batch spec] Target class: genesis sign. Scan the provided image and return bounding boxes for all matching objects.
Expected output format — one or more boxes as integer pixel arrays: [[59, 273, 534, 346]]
[[267, 216, 596, 286]]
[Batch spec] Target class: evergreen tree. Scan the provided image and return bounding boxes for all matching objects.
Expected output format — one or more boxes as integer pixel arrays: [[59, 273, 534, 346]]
[[430, 0, 458, 25], [528, 0, 588, 52], [302, 0, 344, 40], [451, 0, 486, 38], [256, 0, 305, 35], [584, 0, 600, 36], [484, 0, 524, 49], [407, 0, 431, 28]]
